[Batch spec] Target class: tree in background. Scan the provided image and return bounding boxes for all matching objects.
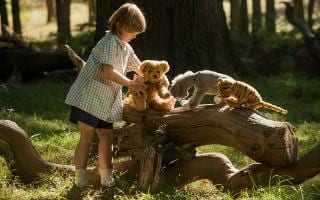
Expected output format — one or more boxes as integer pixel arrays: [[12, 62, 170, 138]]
[[94, 0, 109, 43], [0, 0, 9, 35], [293, 0, 304, 21], [88, 0, 95, 25], [11, 0, 21, 35], [230, 0, 241, 32], [240, 0, 248, 34], [94, 0, 238, 75], [307, 0, 315, 28], [56, 0, 71, 46], [252, 0, 262, 35], [46, 0, 56, 22], [265, 0, 276, 33]]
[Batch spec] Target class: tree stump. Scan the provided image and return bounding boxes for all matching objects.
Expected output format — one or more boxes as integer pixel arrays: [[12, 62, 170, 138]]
[[1, 105, 320, 192]]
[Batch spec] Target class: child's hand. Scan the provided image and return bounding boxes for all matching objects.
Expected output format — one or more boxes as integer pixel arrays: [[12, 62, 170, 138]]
[[133, 74, 145, 84], [128, 80, 146, 98]]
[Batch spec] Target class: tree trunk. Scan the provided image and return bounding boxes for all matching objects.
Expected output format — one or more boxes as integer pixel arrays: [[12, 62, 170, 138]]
[[0, 0, 9, 35], [266, 0, 276, 33], [282, 2, 320, 65], [94, 0, 110, 43], [11, 0, 21, 35], [307, 0, 315, 28], [293, 0, 305, 21], [230, 0, 241, 32], [240, 0, 248, 34], [88, 0, 95, 25], [46, 0, 56, 22], [252, 0, 262, 35], [95, 0, 238, 76], [56, 0, 71, 46], [2, 105, 320, 191]]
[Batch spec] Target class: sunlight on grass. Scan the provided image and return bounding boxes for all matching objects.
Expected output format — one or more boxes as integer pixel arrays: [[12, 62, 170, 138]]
[[20, 2, 89, 40], [33, 133, 78, 164], [0, 170, 74, 200], [295, 122, 320, 157], [197, 145, 253, 168], [23, 116, 73, 137]]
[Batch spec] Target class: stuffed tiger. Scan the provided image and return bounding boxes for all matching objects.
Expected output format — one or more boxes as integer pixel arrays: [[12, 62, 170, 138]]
[[217, 78, 287, 114]]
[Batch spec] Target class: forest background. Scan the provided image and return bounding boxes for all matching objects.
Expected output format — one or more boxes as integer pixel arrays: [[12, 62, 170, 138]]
[[0, 0, 320, 199]]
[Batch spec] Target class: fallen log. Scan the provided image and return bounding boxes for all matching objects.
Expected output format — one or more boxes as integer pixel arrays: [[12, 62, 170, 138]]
[[0, 36, 75, 82], [1, 104, 318, 192], [122, 104, 297, 167]]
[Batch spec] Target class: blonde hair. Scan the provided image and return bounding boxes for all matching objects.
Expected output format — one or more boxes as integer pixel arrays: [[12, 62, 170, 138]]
[[108, 3, 146, 35]]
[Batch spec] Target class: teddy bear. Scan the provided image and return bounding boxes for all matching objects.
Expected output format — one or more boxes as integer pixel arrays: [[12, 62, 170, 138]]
[[63, 46, 175, 111], [127, 60, 176, 111], [169, 70, 234, 110]]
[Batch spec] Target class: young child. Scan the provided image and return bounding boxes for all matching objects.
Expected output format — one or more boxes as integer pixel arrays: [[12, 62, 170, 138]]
[[65, 3, 147, 188]]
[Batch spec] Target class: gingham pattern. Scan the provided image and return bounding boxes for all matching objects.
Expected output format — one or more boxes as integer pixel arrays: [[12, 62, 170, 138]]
[[65, 31, 141, 122]]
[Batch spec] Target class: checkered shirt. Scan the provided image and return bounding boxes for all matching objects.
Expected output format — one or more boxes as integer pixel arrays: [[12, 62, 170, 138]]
[[65, 31, 141, 122]]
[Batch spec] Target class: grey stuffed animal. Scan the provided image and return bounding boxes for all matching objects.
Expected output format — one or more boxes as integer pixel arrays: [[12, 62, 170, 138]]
[[169, 70, 234, 110]]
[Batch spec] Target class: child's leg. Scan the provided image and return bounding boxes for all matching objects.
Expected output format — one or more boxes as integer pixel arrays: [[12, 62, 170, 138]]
[[74, 121, 96, 187], [96, 128, 115, 187]]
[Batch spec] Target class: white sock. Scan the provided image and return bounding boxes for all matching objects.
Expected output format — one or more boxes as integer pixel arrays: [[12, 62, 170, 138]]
[[75, 169, 88, 187], [99, 169, 115, 187]]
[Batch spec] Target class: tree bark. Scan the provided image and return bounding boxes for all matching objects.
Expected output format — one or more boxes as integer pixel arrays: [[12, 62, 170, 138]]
[[122, 104, 297, 167], [240, 0, 248, 34], [1, 106, 320, 191], [46, 0, 56, 23], [56, 0, 71, 46], [11, 0, 21, 35], [88, 0, 95, 25], [252, 0, 262, 35], [293, 0, 305, 21], [230, 0, 241, 32], [94, 0, 110, 43], [266, 0, 276, 33], [307, 0, 315, 29], [0, 0, 9, 35], [95, 0, 238, 76]]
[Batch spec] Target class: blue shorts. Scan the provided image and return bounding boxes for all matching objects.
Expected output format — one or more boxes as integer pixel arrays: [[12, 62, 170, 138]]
[[69, 106, 113, 129]]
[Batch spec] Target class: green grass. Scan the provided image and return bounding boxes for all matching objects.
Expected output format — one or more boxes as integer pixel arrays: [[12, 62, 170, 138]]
[[1, 74, 320, 199]]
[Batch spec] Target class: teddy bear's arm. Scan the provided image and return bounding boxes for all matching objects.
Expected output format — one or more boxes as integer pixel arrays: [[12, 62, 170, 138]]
[[157, 75, 171, 98], [158, 75, 170, 87]]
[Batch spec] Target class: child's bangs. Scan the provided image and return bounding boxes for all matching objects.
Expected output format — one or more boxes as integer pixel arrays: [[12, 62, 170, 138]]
[[125, 13, 146, 33], [127, 19, 145, 33]]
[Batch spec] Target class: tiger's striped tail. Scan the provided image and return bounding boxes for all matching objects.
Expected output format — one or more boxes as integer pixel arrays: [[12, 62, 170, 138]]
[[260, 101, 288, 114]]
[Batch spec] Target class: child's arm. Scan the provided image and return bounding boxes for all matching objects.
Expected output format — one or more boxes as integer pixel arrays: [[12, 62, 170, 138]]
[[126, 51, 143, 76], [103, 64, 146, 95]]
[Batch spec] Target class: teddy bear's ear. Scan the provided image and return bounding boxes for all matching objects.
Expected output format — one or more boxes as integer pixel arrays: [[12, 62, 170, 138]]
[[138, 61, 151, 73], [160, 61, 170, 73]]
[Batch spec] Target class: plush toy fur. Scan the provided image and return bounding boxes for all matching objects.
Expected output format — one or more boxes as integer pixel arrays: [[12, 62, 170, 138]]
[[217, 78, 288, 114], [127, 60, 176, 111], [169, 70, 234, 110]]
